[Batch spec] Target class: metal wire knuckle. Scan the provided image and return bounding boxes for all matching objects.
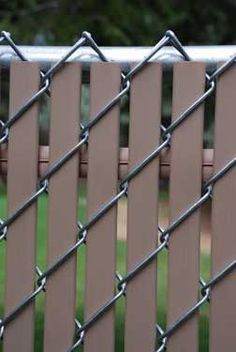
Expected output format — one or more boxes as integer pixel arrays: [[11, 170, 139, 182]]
[[156, 323, 167, 351], [116, 271, 127, 294], [78, 226, 88, 242], [0, 218, 7, 241], [0, 321, 4, 340], [0, 120, 8, 144], [36, 266, 46, 291]]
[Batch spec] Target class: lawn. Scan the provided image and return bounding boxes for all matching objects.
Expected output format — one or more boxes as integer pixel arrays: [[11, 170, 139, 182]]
[[0, 183, 210, 351]]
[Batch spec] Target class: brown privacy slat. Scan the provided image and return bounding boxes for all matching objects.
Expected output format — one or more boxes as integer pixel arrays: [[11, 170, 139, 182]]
[[124, 63, 162, 352], [84, 63, 120, 352], [43, 64, 81, 351], [209, 64, 236, 351], [4, 63, 40, 352], [167, 62, 205, 352]]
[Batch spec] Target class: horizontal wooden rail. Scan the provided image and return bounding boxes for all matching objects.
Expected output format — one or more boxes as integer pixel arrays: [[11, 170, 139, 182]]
[[0, 145, 213, 181]]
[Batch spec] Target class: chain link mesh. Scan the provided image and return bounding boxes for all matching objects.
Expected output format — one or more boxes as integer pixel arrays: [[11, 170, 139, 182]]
[[0, 29, 235, 351]]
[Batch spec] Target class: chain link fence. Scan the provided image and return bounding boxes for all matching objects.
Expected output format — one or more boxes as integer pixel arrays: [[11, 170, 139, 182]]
[[0, 30, 235, 351]]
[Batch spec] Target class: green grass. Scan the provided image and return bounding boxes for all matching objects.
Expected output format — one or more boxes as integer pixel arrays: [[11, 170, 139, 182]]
[[0, 184, 210, 351]]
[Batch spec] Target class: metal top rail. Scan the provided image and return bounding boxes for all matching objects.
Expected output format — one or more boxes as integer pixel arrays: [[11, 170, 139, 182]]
[[0, 45, 236, 70]]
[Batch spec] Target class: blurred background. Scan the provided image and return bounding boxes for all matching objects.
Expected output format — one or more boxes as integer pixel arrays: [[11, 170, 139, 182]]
[[0, 2, 235, 351], [1, 0, 236, 46]]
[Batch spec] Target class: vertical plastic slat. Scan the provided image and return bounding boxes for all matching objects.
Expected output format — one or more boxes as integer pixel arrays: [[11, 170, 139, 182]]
[[167, 62, 205, 352], [124, 63, 162, 352], [209, 64, 236, 351], [4, 63, 40, 352], [84, 63, 120, 352], [43, 64, 81, 351]]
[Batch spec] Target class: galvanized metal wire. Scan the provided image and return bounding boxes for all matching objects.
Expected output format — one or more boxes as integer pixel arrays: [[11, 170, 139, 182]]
[[0, 29, 235, 351]]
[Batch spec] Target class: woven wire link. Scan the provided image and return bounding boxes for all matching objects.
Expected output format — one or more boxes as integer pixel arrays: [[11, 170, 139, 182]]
[[0, 29, 235, 351]]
